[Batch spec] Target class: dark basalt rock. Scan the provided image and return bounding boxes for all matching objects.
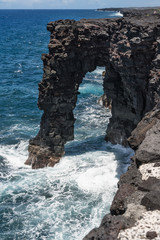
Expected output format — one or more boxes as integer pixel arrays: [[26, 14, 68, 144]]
[[135, 119, 160, 164], [128, 107, 160, 165], [141, 191, 160, 210], [27, 7, 160, 168], [154, 162, 160, 167], [118, 161, 143, 187], [97, 7, 160, 18], [26, 7, 160, 240], [138, 177, 160, 192], [83, 8, 160, 239], [84, 107, 160, 239], [84, 106, 160, 239], [83, 214, 132, 240], [146, 231, 158, 239], [110, 184, 135, 215], [128, 108, 160, 150]]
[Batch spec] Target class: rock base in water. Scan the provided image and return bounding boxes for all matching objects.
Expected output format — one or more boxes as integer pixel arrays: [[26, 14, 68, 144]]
[[84, 106, 160, 239], [27, 7, 160, 168]]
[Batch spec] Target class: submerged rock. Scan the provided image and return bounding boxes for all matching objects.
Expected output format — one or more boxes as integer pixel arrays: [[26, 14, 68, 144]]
[[98, 93, 112, 109]]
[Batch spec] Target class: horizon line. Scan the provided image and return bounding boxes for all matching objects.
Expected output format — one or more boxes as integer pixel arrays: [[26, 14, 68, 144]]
[[0, 6, 160, 10]]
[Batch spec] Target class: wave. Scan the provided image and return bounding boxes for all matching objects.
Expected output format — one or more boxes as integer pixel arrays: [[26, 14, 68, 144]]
[[0, 9, 131, 240], [79, 83, 103, 95], [0, 140, 29, 169], [96, 10, 123, 17], [76, 152, 118, 194], [0, 143, 120, 240], [93, 67, 105, 75], [113, 11, 123, 17], [0, 141, 132, 240]]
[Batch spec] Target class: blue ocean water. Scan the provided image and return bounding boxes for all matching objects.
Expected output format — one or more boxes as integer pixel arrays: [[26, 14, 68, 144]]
[[0, 10, 133, 240]]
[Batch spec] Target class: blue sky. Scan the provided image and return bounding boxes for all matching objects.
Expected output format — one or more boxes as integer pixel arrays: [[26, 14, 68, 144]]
[[0, 0, 160, 9]]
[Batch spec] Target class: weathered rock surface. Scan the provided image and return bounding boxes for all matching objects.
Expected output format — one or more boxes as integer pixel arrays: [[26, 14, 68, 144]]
[[26, 7, 160, 240], [146, 231, 158, 239], [110, 184, 135, 215], [128, 108, 160, 150], [84, 104, 160, 239], [138, 177, 160, 192], [26, 7, 160, 168], [134, 115, 160, 164], [83, 214, 135, 240], [83, 8, 160, 240], [84, 109, 160, 239], [141, 191, 160, 211]]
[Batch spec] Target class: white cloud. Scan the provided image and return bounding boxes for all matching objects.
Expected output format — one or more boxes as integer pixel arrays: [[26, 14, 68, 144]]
[[0, 0, 160, 9], [62, 0, 74, 5], [1, 0, 16, 2]]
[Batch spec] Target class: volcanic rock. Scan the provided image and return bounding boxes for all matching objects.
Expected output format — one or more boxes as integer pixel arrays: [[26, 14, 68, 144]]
[[141, 191, 160, 210], [26, 7, 160, 240], [27, 8, 160, 168], [146, 231, 158, 239]]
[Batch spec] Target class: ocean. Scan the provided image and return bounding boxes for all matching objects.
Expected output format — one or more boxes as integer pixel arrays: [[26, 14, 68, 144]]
[[0, 10, 133, 240]]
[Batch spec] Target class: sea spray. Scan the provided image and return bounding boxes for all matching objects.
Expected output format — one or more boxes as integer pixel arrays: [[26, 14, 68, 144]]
[[0, 67, 133, 240], [0, 10, 131, 240]]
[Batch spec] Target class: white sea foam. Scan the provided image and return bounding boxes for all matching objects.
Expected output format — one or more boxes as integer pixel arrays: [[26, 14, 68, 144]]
[[14, 70, 23, 73], [76, 153, 118, 194], [0, 140, 29, 169], [9, 123, 39, 132], [0, 144, 119, 239], [79, 83, 103, 95], [113, 11, 123, 17], [96, 10, 123, 17], [93, 67, 105, 75], [0, 65, 133, 240], [0, 137, 132, 240]]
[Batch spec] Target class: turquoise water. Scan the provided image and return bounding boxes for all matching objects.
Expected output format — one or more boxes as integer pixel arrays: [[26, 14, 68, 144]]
[[0, 10, 133, 240]]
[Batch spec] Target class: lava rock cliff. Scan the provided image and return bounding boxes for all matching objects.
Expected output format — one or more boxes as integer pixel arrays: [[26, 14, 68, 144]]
[[26, 8, 160, 169], [26, 7, 160, 239]]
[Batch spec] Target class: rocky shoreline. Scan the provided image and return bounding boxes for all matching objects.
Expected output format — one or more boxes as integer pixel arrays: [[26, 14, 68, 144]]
[[97, 7, 160, 17], [26, 7, 160, 239], [84, 8, 160, 240], [84, 106, 160, 239]]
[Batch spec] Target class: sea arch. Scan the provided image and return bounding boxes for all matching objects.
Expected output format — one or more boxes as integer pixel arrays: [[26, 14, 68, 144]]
[[26, 18, 156, 168]]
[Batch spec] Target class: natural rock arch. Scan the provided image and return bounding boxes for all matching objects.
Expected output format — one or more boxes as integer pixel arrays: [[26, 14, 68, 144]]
[[26, 15, 160, 169]]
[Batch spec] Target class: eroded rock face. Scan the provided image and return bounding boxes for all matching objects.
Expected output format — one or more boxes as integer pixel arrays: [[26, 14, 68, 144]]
[[26, 8, 160, 169], [83, 9, 160, 240], [84, 105, 160, 239], [25, 7, 160, 240]]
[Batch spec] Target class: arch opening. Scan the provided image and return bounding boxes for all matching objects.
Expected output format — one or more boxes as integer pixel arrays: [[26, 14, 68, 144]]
[[64, 66, 111, 157]]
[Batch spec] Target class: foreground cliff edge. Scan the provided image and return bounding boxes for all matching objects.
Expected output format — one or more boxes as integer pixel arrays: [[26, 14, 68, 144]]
[[26, 8, 160, 239]]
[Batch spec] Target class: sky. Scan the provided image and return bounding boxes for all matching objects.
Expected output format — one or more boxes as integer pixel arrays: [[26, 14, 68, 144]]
[[0, 0, 160, 9]]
